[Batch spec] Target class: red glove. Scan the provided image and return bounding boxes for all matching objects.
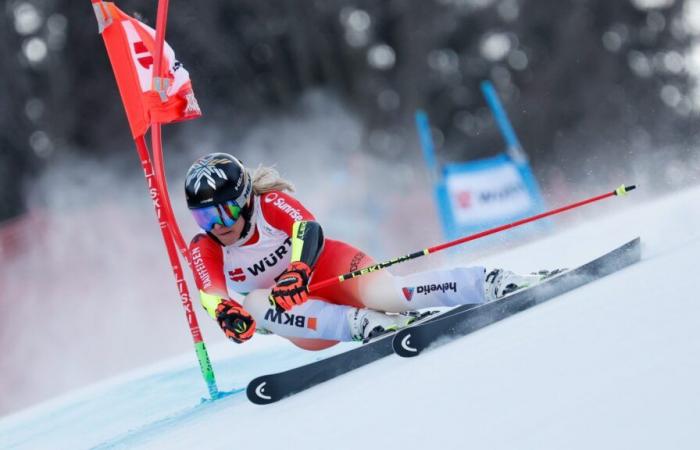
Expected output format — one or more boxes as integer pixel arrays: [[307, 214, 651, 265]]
[[269, 261, 312, 311], [215, 300, 256, 343]]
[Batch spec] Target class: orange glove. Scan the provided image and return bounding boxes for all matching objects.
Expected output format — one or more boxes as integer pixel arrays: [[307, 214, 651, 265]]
[[269, 261, 312, 311], [215, 300, 256, 343]]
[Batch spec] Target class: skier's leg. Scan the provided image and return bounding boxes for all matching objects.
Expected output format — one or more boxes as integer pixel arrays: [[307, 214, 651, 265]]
[[243, 289, 420, 346], [239, 240, 413, 350], [360, 267, 568, 311], [358, 266, 488, 312], [244, 289, 354, 342], [310, 239, 488, 312], [306, 239, 372, 309], [243, 239, 549, 349], [309, 238, 559, 312]]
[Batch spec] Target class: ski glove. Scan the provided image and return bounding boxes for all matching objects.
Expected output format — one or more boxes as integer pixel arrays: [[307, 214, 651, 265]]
[[215, 300, 256, 343], [269, 261, 312, 311]]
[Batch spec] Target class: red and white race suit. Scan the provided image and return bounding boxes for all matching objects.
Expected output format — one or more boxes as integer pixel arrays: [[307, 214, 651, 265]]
[[190, 191, 488, 350]]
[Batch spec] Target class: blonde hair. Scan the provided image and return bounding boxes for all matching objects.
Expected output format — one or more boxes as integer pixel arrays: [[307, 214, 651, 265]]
[[251, 165, 295, 195]]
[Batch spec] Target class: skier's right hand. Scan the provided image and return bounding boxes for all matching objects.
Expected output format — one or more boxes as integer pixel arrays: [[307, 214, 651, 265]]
[[269, 261, 312, 311], [215, 300, 256, 343]]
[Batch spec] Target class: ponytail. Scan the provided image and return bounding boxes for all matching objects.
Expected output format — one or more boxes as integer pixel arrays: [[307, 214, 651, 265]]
[[251, 165, 295, 195]]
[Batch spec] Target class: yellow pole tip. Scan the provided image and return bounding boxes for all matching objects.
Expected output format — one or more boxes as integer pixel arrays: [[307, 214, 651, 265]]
[[615, 184, 636, 196]]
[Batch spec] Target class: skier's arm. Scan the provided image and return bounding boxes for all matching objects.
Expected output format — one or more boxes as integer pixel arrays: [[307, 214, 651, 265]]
[[189, 233, 233, 318], [259, 191, 324, 310], [258, 191, 323, 267], [189, 234, 256, 343], [290, 220, 324, 268], [270, 221, 325, 310]]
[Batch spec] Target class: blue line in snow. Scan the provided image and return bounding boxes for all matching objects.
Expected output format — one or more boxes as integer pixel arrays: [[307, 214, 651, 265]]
[[91, 388, 244, 450]]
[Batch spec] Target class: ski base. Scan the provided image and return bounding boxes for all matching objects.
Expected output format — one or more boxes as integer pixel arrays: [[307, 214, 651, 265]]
[[392, 237, 641, 357]]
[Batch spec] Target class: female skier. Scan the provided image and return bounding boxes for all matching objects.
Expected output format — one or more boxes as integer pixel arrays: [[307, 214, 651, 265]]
[[186, 153, 548, 350]]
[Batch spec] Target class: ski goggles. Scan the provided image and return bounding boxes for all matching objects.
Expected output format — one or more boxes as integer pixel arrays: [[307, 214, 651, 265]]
[[190, 200, 244, 231]]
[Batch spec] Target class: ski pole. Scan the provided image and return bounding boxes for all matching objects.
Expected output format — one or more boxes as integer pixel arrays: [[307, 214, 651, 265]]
[[309, 184, 636, 293]]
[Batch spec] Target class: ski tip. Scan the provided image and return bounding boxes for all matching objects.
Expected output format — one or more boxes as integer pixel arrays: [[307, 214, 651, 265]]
[[392, 330, 423, 358], [615, 184, 636, 196], [246, 378, 278, 405]]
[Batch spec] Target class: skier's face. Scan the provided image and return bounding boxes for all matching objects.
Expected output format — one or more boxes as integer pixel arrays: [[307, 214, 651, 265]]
[[210, 216, 246, 245]]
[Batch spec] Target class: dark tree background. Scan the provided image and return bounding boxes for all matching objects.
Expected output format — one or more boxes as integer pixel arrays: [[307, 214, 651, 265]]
[[2, 0, 698, 222]]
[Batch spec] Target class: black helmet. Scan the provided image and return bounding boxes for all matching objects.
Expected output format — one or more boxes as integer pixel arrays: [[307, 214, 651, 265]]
[[184, 153, 252, 209]]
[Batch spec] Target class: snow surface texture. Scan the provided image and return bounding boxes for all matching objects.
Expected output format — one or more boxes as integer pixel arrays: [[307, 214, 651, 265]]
[[1, 185, 700, 450]]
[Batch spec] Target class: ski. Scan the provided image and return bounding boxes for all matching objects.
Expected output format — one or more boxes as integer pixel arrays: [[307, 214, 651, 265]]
[[393, 237, 642, 357], [247, 238, 641, 404], [246, 312, 442, 405], [246, 336, 389, 404]]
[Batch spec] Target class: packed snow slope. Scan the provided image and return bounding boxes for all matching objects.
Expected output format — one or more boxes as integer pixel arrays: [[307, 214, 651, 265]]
[[1, 185, 700, 450]]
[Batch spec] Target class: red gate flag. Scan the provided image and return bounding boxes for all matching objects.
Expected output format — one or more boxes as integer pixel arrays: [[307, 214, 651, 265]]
[[92, 1, 201, 138]]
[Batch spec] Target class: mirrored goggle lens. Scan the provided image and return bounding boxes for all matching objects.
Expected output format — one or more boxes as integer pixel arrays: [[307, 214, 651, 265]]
[[190, 201, 243, 231]]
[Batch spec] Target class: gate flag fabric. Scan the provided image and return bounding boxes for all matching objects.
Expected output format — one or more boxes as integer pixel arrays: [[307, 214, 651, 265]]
[[92, 0, 201, 138]]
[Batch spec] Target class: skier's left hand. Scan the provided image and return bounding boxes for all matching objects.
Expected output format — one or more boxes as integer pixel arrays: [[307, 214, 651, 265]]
[[269, 261, 312, 311]]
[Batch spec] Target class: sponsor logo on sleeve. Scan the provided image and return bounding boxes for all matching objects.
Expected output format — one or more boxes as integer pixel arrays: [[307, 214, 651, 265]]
[[264, 192, 279, 203], [191, 247, 211, 289], [271, 197, 304, 221]]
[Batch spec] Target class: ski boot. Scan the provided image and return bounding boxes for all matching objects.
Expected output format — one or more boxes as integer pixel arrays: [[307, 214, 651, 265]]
[[347, 309, 432, 342], [483, 268, 566, 303]]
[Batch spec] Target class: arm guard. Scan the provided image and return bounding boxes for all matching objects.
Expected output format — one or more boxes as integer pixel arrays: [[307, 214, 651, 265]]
[[290, 220, 324, 268]]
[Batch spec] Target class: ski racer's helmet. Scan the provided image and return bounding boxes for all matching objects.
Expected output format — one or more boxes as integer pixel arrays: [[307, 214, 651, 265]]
[[184, 153, 253, 231]]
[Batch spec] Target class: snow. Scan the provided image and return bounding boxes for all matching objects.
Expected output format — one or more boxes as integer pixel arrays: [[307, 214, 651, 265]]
[[2, 185, 700, 450]]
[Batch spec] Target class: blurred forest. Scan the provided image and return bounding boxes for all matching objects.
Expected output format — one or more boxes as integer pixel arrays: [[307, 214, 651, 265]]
[[2, 0, 700, 222]]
